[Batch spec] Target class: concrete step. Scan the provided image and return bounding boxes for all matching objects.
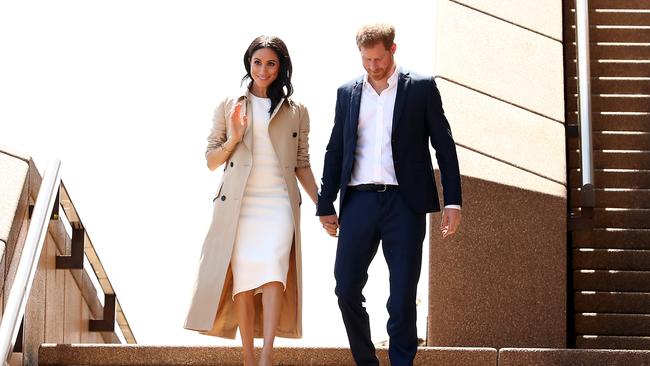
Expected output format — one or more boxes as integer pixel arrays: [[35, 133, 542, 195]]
[[573, 248, 650, 270], [566, 27, 650, 44], [567, 78, 650, 95], [576, 335, 650, 350], [589, 0, 650, 9], [568, 44, 650, 61], [573, 228, 650, 249], [566, 96, 650, 113], [568, 132, 650, 150], [589, 114, 650, 132], [569, 150, 650, 170], [565, 61, 650, 78], [569, 169, 650, 189], [570, 188, 650, 208], [500, 347, 650, 364], [566, 1, 650, 26], [592, 208, 650, 229], [584, 12, 650, 26], [575, 292, 650, 313], [574, 270, 650, 292], [37, 344, 498, 366], [575, 313, 650, 336]]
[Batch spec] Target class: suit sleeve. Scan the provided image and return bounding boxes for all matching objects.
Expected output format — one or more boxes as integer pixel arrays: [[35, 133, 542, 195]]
[[316, 88, 345, 216], [426, 77, 462, 207]]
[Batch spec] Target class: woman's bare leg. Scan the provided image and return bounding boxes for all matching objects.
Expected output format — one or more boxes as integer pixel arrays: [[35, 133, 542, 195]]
[[234, 290, 256, 365], [260, 282, 283, 366]]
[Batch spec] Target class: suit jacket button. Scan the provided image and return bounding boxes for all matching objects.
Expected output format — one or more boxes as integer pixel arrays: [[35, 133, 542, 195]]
[[292, 132, 298, 137], [221, 195, 226, 201], [230, 162, 234, 167]]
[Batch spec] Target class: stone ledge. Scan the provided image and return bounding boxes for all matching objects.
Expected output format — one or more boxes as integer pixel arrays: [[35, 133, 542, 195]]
[[499, 348, 650, 365], [39, 344, 498, 365]]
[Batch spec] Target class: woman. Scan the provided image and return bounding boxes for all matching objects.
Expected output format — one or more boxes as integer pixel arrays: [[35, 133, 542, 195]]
[[184, 36, 318, 366]]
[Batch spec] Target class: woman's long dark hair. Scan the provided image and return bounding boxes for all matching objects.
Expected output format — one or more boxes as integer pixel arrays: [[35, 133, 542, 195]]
[[242, 35, 293, 115]]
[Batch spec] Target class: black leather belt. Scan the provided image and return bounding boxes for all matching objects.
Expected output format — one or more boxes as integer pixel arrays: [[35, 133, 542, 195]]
[[349, 184, 398, 192]]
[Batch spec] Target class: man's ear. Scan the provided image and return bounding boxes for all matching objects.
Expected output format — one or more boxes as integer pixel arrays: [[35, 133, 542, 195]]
[[390, 43, 397, 54]]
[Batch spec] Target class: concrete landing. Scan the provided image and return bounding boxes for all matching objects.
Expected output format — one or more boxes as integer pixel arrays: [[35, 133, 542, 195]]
[[38, 344, 497, 365], [499, 348, 650, 365]]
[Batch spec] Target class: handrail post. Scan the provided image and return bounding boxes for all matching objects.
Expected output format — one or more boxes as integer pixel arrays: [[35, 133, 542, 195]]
[[576, 0, 595, 208], [0, 159, 61, 365]]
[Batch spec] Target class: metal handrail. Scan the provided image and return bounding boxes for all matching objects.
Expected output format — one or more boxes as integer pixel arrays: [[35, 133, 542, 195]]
[[0, 159, 61, 365], [576, 0, 596, 207]]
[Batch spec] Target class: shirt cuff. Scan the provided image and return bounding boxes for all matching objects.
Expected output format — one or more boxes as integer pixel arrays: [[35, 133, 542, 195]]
[[444, 205, 461, 210]]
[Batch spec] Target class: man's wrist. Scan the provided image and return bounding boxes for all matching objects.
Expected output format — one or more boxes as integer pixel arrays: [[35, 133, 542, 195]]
[[444, 205, 461, 210]]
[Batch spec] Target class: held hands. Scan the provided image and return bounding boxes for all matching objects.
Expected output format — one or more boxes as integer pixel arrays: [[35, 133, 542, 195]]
[[440, 207, 462, 239], [319, 214, 339, 238], [228, 102, 248, 143]]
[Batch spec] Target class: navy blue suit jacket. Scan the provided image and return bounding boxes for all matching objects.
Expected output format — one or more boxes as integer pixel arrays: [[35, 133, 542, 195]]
[[317, 70, 462, 217]]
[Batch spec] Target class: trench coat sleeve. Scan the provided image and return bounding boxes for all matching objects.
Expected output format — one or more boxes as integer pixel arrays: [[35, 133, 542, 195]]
[[296, 104, 311, 169], [205, 98, 229, 159]]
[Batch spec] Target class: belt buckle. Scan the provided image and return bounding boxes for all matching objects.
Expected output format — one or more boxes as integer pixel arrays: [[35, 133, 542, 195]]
[[377, 184, 387, 193]]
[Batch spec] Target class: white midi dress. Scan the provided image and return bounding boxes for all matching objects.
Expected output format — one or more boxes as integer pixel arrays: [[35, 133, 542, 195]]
[[231, 94, 294, 298]]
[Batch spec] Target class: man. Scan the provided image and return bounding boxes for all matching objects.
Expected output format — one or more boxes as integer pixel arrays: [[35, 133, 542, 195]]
[[317, 23, 462, 366]]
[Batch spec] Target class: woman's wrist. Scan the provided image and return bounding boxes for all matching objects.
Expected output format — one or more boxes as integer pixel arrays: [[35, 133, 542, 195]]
[[222, 135, 241, 153]]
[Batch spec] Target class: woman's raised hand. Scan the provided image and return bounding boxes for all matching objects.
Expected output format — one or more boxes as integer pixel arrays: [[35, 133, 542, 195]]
[[228, 102, 248, 142]]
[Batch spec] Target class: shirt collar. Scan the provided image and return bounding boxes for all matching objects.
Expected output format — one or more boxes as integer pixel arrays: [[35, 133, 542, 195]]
[[363, 64, 400, 89]]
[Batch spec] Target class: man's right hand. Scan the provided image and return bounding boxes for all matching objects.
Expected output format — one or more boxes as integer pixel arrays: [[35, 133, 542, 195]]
[[319, 214, 339, 237]]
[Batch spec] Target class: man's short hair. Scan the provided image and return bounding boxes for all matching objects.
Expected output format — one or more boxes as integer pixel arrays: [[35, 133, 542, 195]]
[[356, 23, 395, 50]]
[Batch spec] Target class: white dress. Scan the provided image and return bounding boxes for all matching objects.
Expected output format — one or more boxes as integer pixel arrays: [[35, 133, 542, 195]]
[[231, 95, 294, 298]]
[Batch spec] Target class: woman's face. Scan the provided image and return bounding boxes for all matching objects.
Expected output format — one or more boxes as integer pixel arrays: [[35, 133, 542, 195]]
[[250, 47, 280, 91]]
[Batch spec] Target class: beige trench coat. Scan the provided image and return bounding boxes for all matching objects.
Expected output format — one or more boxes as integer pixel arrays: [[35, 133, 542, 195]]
[[184, 90, 310, 339]]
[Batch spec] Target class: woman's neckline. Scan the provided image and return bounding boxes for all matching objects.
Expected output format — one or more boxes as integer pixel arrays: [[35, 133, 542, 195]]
[[250, 93, 270, 101]]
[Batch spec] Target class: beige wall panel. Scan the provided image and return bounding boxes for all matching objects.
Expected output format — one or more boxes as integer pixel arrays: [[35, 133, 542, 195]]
[[63, 270, 82, 343], [438, 79, 566, 184], [428, 150, 566, 348], [23, 240, 47, 365], [0, 153, 29, 268], [44, 237, 65, 343], [449, 0, 562, 40], [1, 248, 4, 321], [0, 152, 28, 243], [0, 145, 31, 162], [435, 0, 564, 122], [456, 146, 566, 197]]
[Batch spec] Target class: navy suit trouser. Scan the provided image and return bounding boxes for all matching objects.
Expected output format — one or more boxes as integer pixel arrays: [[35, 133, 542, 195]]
[[335, 189, 426, 366]]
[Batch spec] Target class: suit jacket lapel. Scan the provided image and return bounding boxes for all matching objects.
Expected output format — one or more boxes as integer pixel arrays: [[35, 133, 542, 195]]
[[392, 71, 410, 133], [349, 79, 363, 136]]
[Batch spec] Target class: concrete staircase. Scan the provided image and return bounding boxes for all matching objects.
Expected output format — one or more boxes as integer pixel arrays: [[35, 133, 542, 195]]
[[565, 0, 650, 350]]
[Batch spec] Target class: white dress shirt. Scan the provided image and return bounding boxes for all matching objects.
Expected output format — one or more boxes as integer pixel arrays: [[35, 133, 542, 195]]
[[349, 67, 399, 186], [349, 66, 461, 210]]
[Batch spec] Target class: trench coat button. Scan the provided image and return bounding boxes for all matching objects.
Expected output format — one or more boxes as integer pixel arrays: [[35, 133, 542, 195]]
[[230, 162, 234, 167], [221, 195, 226, 201], [292, 132, 297, 137]]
